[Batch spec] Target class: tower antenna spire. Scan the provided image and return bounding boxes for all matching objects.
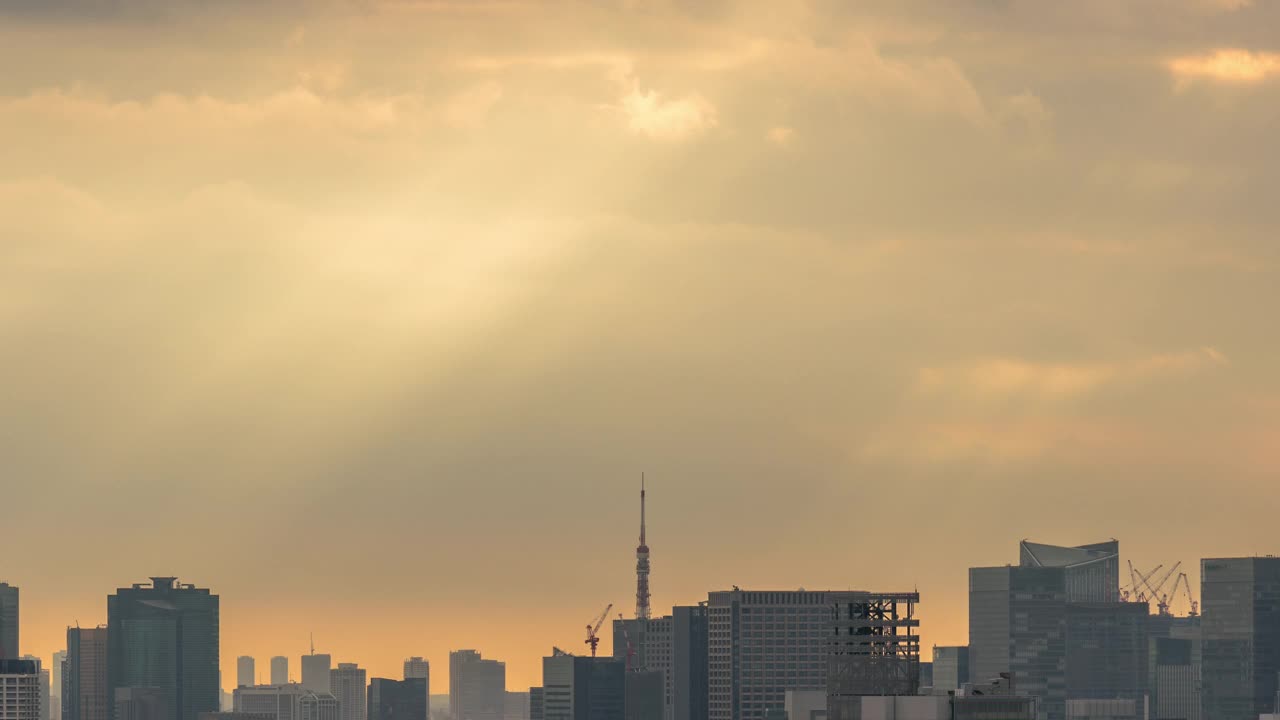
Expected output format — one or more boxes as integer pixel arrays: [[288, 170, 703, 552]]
[[635, 472, 651, 620]]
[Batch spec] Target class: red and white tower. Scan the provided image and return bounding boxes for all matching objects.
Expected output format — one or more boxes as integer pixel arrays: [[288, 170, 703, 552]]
[[635, 474, 651, 620]]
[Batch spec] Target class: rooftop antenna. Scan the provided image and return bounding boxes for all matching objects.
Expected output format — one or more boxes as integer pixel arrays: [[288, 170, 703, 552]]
[[310, 633, 315, 655]]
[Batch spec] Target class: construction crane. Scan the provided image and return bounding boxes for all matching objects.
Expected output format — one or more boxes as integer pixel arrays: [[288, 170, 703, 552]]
[[585, 603, 613, 657], [1173, 572, 1199, 617], [1127, 562, 1162, 604], [617, 613, 636, 671], [1142, 562, 1182, 616]]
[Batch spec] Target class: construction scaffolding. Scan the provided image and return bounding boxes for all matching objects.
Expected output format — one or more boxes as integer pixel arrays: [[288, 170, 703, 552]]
[[826, 591, 921, 720]]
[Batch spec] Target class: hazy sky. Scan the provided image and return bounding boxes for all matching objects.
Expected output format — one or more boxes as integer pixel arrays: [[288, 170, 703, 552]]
[[3, 0, 1279, 692]]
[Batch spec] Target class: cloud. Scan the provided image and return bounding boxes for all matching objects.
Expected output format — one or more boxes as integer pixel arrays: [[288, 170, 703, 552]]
[[1169, 49, 1280, 84], [618, 83, 717, 141]]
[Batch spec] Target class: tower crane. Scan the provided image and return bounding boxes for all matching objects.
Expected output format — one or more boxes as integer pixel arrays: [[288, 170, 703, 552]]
[[1174, 572, 1199, 617], [585, 603, 613, 657], [617, 613, 636, 671], [1127, 562, 1162, 604], [1142, 561, 1182, 616]]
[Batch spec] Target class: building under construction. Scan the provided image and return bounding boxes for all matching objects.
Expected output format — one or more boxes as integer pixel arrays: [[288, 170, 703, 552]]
[[826, 591, 921, 720]]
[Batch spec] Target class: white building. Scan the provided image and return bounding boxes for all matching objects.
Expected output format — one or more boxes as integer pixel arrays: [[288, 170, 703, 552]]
[[299, 693, 339, 720], [234, 684, 310, 720], [271, 659, 290, 686], [1, 660, 42, 720], [330, 665, 367, 720], [301, 656, 332, 695]]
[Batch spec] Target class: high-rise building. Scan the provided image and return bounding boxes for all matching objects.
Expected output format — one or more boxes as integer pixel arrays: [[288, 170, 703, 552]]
[[612, 606, 708, 720], [238, 660, 256, 690], [931, 647, 969, 694], [1063, 603, 1148, 720], [449, 652, 505, 720], [368, 678, 427, 720], [540, 652, 624, 720], [65, 628, 109, 720], [1, 659, 42, 720], [18, 658, 49, 720], [330, 665, 367, 720], [624, 672, 663, 720], [300, 657, 331, 696], [1019, 540, 1121, 603], [706, 589, 832, 720], [298, 693, 338, 720], [270, 661, 288, 687], [403, 659, 430, 714], [114, 688, 168, 720], [107, 577, 219, 720], [826, 592, 921, 720], [52, 652, 66, 720], [0, 584, 18, 660], [502, 692, 528, 720], [1152, 637, 1196, 720], [234, 684, 324, 720], [1201, 556, 1280, 720], [528, 689, 543, 720]]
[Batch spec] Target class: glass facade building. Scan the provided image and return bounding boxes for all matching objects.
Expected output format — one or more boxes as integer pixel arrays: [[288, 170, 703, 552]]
[[368, 678, 428, 720], [1201, 556, 1280, 720]]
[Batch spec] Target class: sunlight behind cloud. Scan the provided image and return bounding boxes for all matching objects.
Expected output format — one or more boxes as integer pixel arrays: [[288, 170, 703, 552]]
[[1169, 49, 1280, 83]]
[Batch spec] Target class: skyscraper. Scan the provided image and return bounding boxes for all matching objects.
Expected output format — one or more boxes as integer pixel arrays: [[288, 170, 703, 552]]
[[106, 577, 220, 720], [540, 653, 625, 720], [52, 651, 66, 720], [300, 656, 331, 696], [1, 659, 41, 720], [330, 665, 367, 720], [612, 606, 708, 720], [449, 652, 505, 720], [402, 659, 430, 717], [1063, 602, 1148, 720], [237, 660, 256, 689], [298, 692, 339, 720], [0, 584, 18, 660], [65, 627, 109, 720], [114, 688, 168, 720], [706, 590, 832, 720], [1201, 556, 1280, 720], [368, 678, 427, 720], [1019, 540, 1121, 603], [233, 684, 309, 720]]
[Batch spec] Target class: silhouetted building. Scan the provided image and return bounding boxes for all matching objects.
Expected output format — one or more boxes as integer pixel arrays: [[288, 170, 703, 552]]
[[301, 657, 331, 696], [918, 663, 932, 694], [503, 692, 529, 720], [19, 657, 50, 720], [1201, 556, 1280, 720], [331, 665, 367, 720], [528, 689, 543, 720], [199, 713, 274, 720], [931, 647, 969, 694], [1150, 637, 1195, 720], [541, 652, 624, 720], [271, 661, 289, 687], [65, 627, 109, 720], [114, 688, 168, 720], [449, 652, 505, 720], [624, 672, 662, 720], [52, 651, 66, 720], [0, 584, 18, 660], [1019, 540, 1121, 603], [612, 605, 708, 720], [234, 684, 309, 720], [238, 660, 256, 690], [707, 590, 831, 720], [299, 693, 338, 720], [1064, 603, 1148, 720], [368, 679, 427, 720], [107, 577, 219, 720], [2, 659, 42, 720], [404, 659, 430, 683], [826, 592, 921, 720]]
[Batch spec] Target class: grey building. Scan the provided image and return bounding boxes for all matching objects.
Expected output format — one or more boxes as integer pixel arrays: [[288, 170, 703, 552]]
[[65, 627, 109, 720], [0, 584, 18, 661], [368, 678, 428, 720], [300, 657, 331, 696], [1019, 540, 1121, 603], [931, 647, 969, 694], [529, 689, 543, 720], [238, 660, 256, 689], [826, 592, 921, 720], [330, 665, 367, 720], [199, 714, 274, 720], [52, 651, 66, 720], [2, 660, 42, 720], [18, 657, 49, 720], [612, 606, 707, 720], [270, 661, 289, 687], [1201, 556, 1280, 720], [503, 693, 529, 720], [234, 684, 309, 720], [540, 652, 624, 720], [114, 688, 168, 720], [707, 589, 831, 720], [1152, 637, 1196, 720], [1064, 603, 1148, 719], [298, 693, 338, 720], [624, 672, 663, 720], [449, 652, 505, 720], [107, 577, 220, 720]]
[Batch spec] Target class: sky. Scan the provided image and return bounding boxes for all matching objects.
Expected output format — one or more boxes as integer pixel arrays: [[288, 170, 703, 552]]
[[3, 0, 1280, 693]]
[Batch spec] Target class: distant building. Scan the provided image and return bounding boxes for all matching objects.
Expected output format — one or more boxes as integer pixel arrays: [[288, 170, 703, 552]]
[[1064, 603, 1148, 720], [931, 647, 969, 694], [707, 589, 831, 720], [1019, 540, 1121, 603], [783, 691, 825, 720], [19, 657, 49, 720], [1150, 637, 1195, 720], [300, 657, 331, 695], [624, 672, 663, 720], [107, 577, 220, 720], [528, 689, 543, 720], [238, 660, 256, 689], [826, 592, 921, 720], [1201, 556, 1280, 720], [330, 665, 367, 720], [271, 660, 289, 687], [503, 692, 528, 720], [613, 606, 708, 720], [298, 693, 338, 720], [234, 684, 310, 720], [52, 651, 66, 720], [1, 659, 42, 720], [404, 659, 430, 683], [66, 627, 109, 720], [449, 652, 505, 720], [540, 652, 624, 720], [199, 714, 274, 720], [114, 688, 168, 720], [368, 678, 427, 720], [0, 584, 18, 661]]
